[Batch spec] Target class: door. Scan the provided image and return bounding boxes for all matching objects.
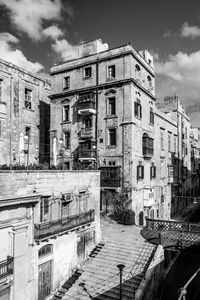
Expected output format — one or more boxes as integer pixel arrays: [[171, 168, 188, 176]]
[[38, 260, 52, 300], [139, 211, 144, 226], [0, 288, 10, 300], [77, 234, 85, 262]]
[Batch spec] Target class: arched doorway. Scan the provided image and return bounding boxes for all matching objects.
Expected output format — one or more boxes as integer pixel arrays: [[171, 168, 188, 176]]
[[139, 211, 144, 226]]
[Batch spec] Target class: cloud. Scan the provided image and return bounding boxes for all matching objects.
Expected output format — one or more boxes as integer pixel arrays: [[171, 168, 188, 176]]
[[155, 50, 200, 126], [0, 32, 43, 73], [42, 25, 63, 40], [0, 0, 63, 40], [163, 30, 171, 38], [180, 22, 200, 38], [52, 38, 78, 60]]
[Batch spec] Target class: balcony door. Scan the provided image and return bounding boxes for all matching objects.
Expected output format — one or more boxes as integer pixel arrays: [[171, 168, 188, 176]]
[[77, 234, 85, 262], [38, 260, 52, 300]]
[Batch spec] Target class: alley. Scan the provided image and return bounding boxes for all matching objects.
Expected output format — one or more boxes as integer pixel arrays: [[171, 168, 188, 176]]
[[54, 216, 156, 300]]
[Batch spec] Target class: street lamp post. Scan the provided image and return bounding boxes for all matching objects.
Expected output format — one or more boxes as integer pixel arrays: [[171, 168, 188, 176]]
[[117, 264, 125, 300]]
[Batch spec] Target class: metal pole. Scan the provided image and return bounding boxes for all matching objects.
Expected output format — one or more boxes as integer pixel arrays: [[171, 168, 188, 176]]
[[117, 264, 125, 300], [27, 136, 29, 173]]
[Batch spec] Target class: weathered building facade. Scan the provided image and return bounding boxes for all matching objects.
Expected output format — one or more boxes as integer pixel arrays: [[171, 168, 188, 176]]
[[0, 58, 50, 167], [50, 39, 180, 224], [0, 170, 100, 300]]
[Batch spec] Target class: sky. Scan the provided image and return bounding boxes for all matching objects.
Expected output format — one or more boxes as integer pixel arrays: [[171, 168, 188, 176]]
[[0, 0, 200, 126]]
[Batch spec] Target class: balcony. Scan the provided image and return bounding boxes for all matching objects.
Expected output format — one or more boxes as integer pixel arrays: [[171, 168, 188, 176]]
[[78, 93, 96, 115], [79, 150, 96, 161], [34, 210, 95, 242], [80, 127, 95, 139], [0, 256, 13, 279], [142, 134, 154, 159], [100, 166, 121, 188]]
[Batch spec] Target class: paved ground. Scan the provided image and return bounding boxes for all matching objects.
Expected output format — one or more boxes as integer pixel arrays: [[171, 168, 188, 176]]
[[54, 216, 156, 300]]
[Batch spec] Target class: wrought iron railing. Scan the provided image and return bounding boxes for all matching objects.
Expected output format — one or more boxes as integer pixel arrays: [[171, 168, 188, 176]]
[[146, 218, 200, 233], [34, 209, 95, 241], [0, 256, 13, 279], [142, 218, 200, 249], [79, 150, 96, 159]]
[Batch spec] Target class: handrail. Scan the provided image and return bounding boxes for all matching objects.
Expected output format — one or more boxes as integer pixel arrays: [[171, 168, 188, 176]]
[[145, 218, 200, 234]]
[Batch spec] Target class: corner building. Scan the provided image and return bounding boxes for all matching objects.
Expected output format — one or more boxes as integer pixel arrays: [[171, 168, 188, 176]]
[[0, 59, 50, 166], [50, 39, 174, 224]]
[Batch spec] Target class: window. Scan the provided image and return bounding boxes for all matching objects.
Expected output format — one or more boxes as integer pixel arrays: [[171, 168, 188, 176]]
[[185, 127, 187, 139], [63, 105, 70, 122], [79, 192, 88, 214], [0, 79, 3, 101], [160, 129, 164, 150], [135, 64, 141, 81], [142, 133, 154, 158], [150, 108, 154, 125], [40, 197, 50, 222], [39, 245, 53, 258], [64, 132, 70, 149], [108, 65, 115, 78], [150, 164, 156, 179], [63, 76, 70, 89], [174, 136, 177, 153], [161, 188, 164, 203], [85, 118, 92, 128], [25, 88, 32, 110], [108, 128, 116, 146], [134, 99, 142, 119], [168, 133, 171, 152], [147, 75, 152, 90], [108, 161, 116, 166], [84, 66, 92, 78], [108, 97, 116, 116], [137, 164, 144, 180]]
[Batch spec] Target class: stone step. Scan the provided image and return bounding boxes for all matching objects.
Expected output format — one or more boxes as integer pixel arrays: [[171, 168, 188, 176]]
[[86, 253, 149, 267], [93, 246, 152, 259]]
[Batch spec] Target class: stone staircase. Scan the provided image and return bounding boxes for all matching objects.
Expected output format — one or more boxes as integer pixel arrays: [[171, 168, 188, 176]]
[[58, 238, 156, 299]]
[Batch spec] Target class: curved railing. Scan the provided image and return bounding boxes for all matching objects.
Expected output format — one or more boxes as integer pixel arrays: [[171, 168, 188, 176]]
[[141, 218, 200, 249]]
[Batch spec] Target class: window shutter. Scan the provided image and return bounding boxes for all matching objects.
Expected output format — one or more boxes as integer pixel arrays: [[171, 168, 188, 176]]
[[134, 102, 137, 116], [140, 104, 142, 118], [150, 166, 152, 180], [142, 165, 144, 179], [137, 166, 139, 180]]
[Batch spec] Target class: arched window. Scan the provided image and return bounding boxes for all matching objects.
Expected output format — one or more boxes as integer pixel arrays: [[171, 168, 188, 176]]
[[38, 244, 53, 258], [142, 133, 154, 158], [147, 75, 152, 91], [135, 64, 141, 82]]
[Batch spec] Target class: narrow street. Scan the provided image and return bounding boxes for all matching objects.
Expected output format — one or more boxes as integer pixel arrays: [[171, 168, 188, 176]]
[[54, 216, 156, 300]]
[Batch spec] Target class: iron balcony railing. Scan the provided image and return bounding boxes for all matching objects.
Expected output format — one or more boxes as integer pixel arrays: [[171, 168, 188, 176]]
[[79, 150, 96, 160], [34, 209, 95, 241], [100, 166, 121, 188], [0, 256, 13, 279], [80, 127, 95, 139]]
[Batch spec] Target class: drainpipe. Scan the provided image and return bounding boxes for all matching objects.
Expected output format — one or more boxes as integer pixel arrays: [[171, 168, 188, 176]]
[[10, 76, 13, 170], [95, 58, 99, 169]]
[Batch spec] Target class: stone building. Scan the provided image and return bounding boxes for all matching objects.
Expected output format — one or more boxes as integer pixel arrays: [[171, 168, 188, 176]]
[[156, 96, 200, 215], [50, 39, 180, 225], [0, 58, 50, 167], [0, 170, 100, 300]]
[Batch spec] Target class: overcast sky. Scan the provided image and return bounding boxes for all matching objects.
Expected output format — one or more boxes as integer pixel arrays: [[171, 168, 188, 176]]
[[0, 0, 200, 125]]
